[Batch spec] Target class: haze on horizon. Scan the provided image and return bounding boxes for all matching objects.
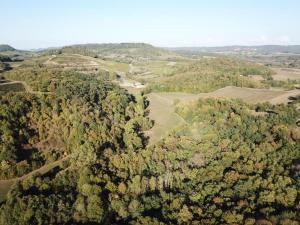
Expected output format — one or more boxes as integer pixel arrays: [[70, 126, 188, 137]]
[[1, 0, 300, 50]]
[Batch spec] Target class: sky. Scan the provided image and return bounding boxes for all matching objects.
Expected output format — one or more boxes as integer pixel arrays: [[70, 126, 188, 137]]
[[1, 0, 300, 49]]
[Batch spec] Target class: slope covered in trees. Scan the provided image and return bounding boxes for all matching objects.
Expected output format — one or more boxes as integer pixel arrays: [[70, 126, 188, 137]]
[[0, 66, 151, 185], [1, 94, 299, 224], [146, 58, 273, 93], [0, 45, 16, 52], [0, 46, 299, 225], [44, 43, 180, 62]]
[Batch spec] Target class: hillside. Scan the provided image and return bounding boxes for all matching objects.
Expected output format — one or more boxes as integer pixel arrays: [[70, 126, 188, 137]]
[[0, 44, 299, 224], [0, 45, 16, 52], [45, 43, 181, 62], [145, 57, 273, 93]]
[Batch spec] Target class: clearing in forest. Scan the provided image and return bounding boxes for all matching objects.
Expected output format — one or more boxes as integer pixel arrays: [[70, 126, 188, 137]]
[[145, 86, 300, 144], [272, 68, 300, 81], [154, 86, 300, 105], [145, 93, 187, 144]]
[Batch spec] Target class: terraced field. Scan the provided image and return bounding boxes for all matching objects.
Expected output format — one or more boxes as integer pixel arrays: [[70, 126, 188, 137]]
[[44, 54, 129, 73]]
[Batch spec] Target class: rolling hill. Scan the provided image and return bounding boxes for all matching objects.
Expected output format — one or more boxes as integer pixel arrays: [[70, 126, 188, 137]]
[[44, 43, 181, 62], [145, 57, 272, 93], [0, 44, 16, 52], [1, 42, 300, 225]]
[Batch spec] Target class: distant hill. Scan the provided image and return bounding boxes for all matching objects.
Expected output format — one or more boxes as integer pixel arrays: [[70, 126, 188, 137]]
[[44, 43, 181, 62], [169, 45, 300, 55], [0, 44, 16, 52], [0, 45, 34, 62]]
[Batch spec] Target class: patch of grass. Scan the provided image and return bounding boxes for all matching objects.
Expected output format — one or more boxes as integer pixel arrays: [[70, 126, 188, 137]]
[[145, 93, 187, 144]]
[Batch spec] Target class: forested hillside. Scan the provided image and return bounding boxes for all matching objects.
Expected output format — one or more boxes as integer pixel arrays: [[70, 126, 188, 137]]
[[1, 95, 299, 224], [0, 66, 153, 224], [44, 43, 180, 62], [0, 45, 15, 52], [146, 58, 273, 93], [0, 45, 299, 225]]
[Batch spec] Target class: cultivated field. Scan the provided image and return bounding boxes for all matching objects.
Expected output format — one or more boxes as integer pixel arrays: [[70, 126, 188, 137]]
[[44, 54, 129, 73], [128, 60, 189, 83], [272, 68, 300, 81], [155, 86, 300, 104]]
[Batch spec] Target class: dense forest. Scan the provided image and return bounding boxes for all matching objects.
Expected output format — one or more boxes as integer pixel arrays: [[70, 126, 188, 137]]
[[0, 45, 299, 224], [2, 0, 300, 223], [1, 76, 299, 224], [0, 67, 152, 224]]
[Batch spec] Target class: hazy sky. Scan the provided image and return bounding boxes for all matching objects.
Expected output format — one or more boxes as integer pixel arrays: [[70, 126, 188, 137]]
[[1, 0, 300, 49]]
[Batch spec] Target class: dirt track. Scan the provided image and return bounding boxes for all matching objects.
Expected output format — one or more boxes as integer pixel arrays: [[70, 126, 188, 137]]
[[0, 156, 69, 202]]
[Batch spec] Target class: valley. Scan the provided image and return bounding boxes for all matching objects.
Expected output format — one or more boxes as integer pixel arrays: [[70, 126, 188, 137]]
[[0, 43, 299, 225], [2, 0, 300, 223]]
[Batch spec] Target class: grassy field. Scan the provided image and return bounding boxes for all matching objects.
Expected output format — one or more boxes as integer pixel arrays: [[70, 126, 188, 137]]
[[155, 86, 300, 104], [145, 93, 187, 144], [204, 86, 300, 104], [128, 60, 193, 84], [46, 54, 99, 67], [145, 86, 300, 144], [272, 68, 300, 81]]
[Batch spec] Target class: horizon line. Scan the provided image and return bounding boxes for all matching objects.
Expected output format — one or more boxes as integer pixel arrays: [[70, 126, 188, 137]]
[[2, 42, 300, 51]]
